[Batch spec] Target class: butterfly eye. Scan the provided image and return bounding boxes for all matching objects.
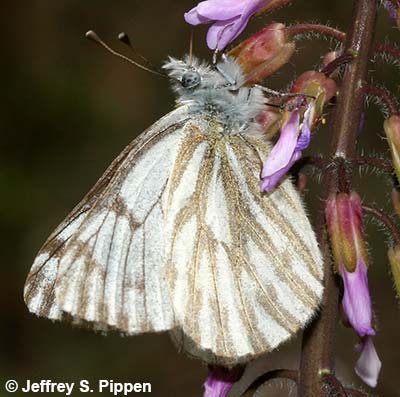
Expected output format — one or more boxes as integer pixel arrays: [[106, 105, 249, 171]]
[[181, 70, 201, 89]]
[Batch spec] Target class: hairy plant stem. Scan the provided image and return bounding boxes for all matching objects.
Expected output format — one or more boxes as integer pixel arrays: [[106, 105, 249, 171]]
[[363, 84, 399, 115], [286, 23, 346, 41], [298, 1, 378, 396], [362, 204, 400, 244]]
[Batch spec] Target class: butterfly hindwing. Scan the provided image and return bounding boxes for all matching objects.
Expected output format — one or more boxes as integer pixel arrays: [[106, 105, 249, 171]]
[[165, 124, 323, 365]]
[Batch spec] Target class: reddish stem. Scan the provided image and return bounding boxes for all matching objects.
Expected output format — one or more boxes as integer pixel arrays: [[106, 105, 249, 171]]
[[362, 204, 400, 244], [322, 53, 355, 76], [286, 23, 346, 41], [298, 1, 378, 396], [374, 42, 400, 61], [363, 85, 399, 115], [353, 156, 394, 174], [242, 369, 298, 396], [287, 23, 400, 67]]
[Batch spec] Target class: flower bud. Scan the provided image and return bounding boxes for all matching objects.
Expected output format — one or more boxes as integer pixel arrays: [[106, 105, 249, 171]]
[[326, 192, 375, 339], [384, 114, 400, 183], [388, 244, 400, 297], [229, 23, 295, 85], [325, 192, 368, 273], [290, 71, 337, 124]]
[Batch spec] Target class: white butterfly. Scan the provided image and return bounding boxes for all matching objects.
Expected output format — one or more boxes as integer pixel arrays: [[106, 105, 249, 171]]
[[24, 54, 323, 366]]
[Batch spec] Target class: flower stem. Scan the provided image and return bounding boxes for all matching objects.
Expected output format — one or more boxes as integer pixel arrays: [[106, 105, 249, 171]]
[[362, 204, 400, 244], [363, 84, 399, 115], [321, 53, 355, 76], [242, 369, 298, 396], [353, 156, 394, 174], [298, 1, 378, 396], [286, 24, 346, 41], [374, 42, 400, 62]]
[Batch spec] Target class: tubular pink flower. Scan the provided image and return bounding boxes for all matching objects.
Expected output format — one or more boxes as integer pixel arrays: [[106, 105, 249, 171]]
[[260, 103, 312, 192], [203, 366, 243, 397], [185, 0, 270, 50], [325, 192, 381, 387], [341, 262, 375, 337], [355, 336, 382, 388]]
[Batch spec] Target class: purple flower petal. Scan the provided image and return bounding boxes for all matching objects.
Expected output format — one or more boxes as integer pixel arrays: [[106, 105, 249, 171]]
[[185, 0, 270, 50], [204, 366, 243, 397], [296, 105, 313, 151], [260, 150, 302, 192], [261, 109, 300, 178], [206, 17, 241, 51], [184, 8, 213, 25], [341, 261, 375, 337], [197, 0, 249, 20], [355, 336, 382, 388]]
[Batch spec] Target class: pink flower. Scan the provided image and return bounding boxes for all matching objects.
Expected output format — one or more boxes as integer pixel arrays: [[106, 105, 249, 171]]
[[325, 192, 382, 387], [184, 0, 270, 50], [260, 103, 312, 192], [341, 262, 375, 337], [355, 337, 382, 388], [203, 366, 243, 397]]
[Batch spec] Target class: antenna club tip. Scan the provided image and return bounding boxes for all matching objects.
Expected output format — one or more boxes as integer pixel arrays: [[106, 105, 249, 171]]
[[85, 30, 99, 40], [118, 32, 131, 46]]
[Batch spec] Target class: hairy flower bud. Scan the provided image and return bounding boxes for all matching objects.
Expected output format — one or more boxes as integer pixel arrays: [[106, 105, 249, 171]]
[[384, 114, 400, 183], [388, 244, 400, 297], [229, 23, 295, 84], [290, 71, 337, 125], [326, 192, 380, 386], [325, 192, 368, 273]]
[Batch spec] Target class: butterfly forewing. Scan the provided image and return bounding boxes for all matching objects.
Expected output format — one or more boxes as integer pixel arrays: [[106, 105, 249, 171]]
[[24, 106, 190, 332]]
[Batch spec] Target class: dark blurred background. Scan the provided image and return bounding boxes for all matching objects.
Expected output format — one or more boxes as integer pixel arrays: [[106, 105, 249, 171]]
[[1, 1, 399, 396]]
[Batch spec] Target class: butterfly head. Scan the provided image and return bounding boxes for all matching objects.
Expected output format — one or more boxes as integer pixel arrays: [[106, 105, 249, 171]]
[[181, 70, 202, 90], [163, 56, 266, 133], [162, 56, 213, 93]]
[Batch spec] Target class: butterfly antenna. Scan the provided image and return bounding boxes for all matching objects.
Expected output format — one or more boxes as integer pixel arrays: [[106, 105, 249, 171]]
[[117, 32, 157, 69], [85, 30, 169, 79], [188, 30, 194, 67]]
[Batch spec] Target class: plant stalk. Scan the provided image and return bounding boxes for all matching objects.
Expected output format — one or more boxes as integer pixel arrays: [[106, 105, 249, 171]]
[[298, 1, 378, 396]]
